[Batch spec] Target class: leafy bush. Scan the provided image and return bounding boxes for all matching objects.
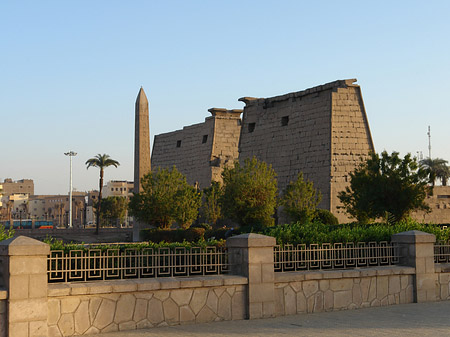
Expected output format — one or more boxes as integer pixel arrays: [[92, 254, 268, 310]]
[[201, 181, 223, 226], [45, 236, 226, 253], [265, 220, 450, 245], [140, 227, 206, 243], [338, 151, 429, 223], [221, 157, 278, 231], [313, 209, 339, 225], [129, 166, 201, 229], [0, 225, 14, 241], [191, 223, 212, 231], [280, 172, 322, 223]]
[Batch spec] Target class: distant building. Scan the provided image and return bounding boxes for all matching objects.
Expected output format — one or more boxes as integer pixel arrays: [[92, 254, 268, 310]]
[[1, 178, 34, 196], [28, 192, 87, 227], [103, 180, 134, 199]]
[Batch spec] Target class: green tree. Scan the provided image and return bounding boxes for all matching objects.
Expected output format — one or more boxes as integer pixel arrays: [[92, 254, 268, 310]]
[[419, 158, 449, 187], [85, 154, 120, 234], [173, 186, 202, 229], [201, 181, 223, 226], [98, 196, 128, 227], [129, 166, 200, 229], [338, 151, 429, 223], [221, 157, 278, 231], [280, 172, 322, 223]]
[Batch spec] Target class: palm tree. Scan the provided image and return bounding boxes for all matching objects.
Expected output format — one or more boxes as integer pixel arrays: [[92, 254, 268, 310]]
[[419, 158, 449, 187], [86, 154, 120, 234]]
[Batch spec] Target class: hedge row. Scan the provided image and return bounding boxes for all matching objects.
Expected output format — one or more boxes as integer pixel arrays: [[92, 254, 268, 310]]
[[265, 220, 450, 245]]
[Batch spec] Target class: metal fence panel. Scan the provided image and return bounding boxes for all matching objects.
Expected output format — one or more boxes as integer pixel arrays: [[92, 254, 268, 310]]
[[274, 241, 400, 272], [48, 246, 229, 283]]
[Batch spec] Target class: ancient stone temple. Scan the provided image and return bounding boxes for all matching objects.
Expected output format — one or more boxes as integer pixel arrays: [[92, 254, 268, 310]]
[[151, 79, 374, 223], [151, 108, 242, 188], [238, 79, 374, 223]]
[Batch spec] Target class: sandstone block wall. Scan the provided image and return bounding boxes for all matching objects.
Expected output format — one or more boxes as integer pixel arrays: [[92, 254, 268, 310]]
[[274, 267, 414, 316], [47, 276, 247, 336], [238, 79, 374, 223], [412, 186, 450, 224], [151, 109, 242, 188], [330, 84, 374, 221], [434, 265, 450, 300]]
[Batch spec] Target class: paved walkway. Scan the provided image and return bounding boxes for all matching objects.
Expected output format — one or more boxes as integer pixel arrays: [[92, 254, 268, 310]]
[[97, 301, 450, 336]]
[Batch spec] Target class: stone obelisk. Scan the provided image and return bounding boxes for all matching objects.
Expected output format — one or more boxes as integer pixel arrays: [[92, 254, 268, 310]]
[[134, 87, 151, 193], [133, 87, 151, 241]]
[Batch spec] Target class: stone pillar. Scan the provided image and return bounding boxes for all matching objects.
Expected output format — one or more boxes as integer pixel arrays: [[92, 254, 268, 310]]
[[391, 230, 436, 303], [227, 233, 276, 319], [0, 236, 50, 337]]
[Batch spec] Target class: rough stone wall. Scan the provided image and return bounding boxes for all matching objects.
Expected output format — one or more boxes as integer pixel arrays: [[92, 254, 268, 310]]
[[238, 79, 373, 222], [210, 110, 242, 184], [412, 186, 450, 224], [435, 265, 450, 300], [151, 110, 241, 188], [151, 118, 215, 188], [0, 293, 6, 337], [274, 267, 414, 316], [47, 276, 247, 336], [330, 84, 374, 222]]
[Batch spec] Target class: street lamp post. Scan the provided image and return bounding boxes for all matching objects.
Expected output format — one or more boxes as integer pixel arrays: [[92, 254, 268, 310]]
[[64, 151, 77, 228]]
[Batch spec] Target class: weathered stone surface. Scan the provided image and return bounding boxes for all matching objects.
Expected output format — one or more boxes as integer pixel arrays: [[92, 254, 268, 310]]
[[388, 276, 401, 294], [313, 292, 324, 312], [147, 298, 164, 324], [232, 291, 246, 320], [330, 279, 353, 292], [190, 289, 208, 315], [324, 290, 333, 311], [284, 285, 296, 315], [334, 290, 352, 309], [206, 290, 218, 312], [133, 298, 148, 323], [93, 299, 116, 330], [180, 305, 195, 323], [9, 322, 28, 337], [48, 325, 63, 337], [352, 283, 362, 305], [89, 297, 102, 323], [102, 323, 118, 333], [153, 291, 169, 302], [48, 299, 61, 326], [196, 305, 217, 323], [61, 297, 80, 314], [74, 300, 90, 334], [171, 289, 193, 306], [58, 313, 75, 336], [319, 280, 329, 292], [29, 320, 48, 337], [377, 276, 389, 300], [163, 298, 179, 323], [217, 292, 232, 320], [119, 321, 137, 331], [114, 294, 136, 324], [303, 280, 319, 298]]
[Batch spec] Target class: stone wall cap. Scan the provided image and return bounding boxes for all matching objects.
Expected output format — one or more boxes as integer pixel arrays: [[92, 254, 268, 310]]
[[226, 233, 276, 248], [0, 235, 50, 256], [391, 230, 436, 243]]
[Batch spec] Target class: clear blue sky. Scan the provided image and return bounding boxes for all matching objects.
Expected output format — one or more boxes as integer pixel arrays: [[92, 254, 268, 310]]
[[1, 1, 449, 195]]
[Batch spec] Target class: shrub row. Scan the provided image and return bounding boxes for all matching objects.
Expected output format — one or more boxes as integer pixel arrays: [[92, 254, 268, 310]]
[[265, 220, 450, 245]]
